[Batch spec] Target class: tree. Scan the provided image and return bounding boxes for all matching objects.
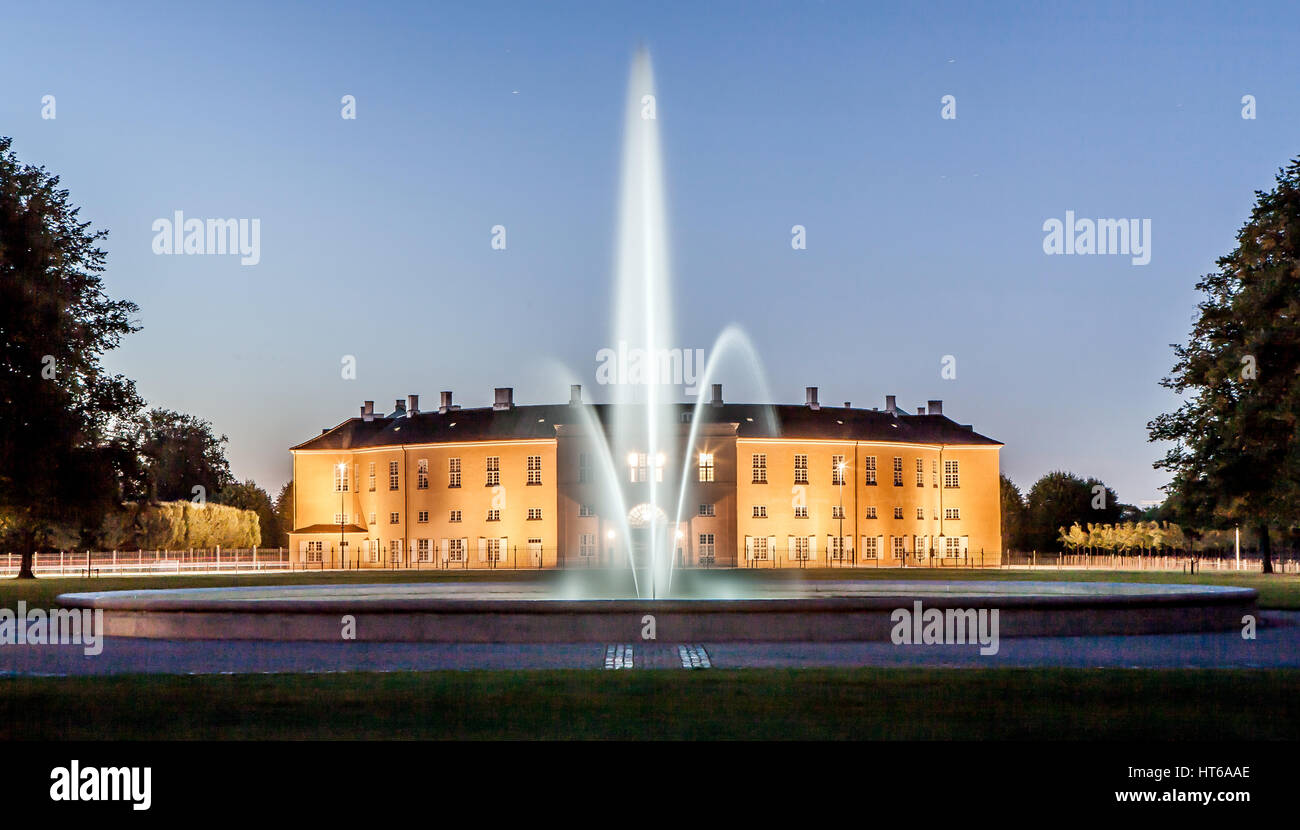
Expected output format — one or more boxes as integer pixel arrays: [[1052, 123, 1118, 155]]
[[273, 481, 294, 541], [1149, 158, 1300, 574], [215, 479, 282, 548], [140, 408, 233, 503], [1023, 471, 1121, 552], [0, 137, 142, 577], [999, 474, 1027, 550]]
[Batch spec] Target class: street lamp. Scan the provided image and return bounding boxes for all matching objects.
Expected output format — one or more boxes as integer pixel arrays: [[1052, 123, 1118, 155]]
[[337, 462, 346, 571]]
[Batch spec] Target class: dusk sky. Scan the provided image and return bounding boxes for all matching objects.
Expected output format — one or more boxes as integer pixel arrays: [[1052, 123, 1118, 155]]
[[3, 0, 1297, 504]]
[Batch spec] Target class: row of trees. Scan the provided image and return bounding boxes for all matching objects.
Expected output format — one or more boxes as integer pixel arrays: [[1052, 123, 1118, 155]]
[[0, 137, 288, 576], [1056, 521, 1189, 556]]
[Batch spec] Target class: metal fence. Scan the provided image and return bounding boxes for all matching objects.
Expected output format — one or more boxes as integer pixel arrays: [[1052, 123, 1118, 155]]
[[0, 547, 291, 577], [1001, 550, 1300, 573]]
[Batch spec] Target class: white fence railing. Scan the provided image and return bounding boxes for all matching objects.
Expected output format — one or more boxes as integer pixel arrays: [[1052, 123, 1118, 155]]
[[1002, 551, 1300, 573], [0, 547, 292, 577]]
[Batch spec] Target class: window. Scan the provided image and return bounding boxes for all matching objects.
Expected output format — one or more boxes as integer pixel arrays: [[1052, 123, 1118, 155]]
[[794, 454, 808, 484], [487, 509, 500, 522], [752, 505, 767, 518], [448, 539, 466, 563], [527, 455, 541, 485], [866, 506, 877, 519], [916, 458, 924, 487], [833, 505, 844, 519], [698, 533, 715, 564], [698, 503, 715, 517], [449, 510, 462, 523], [892, 536, 905, 558], [389, 461, 400, 490], [794, 506, 808, 519], [486, 457, 500, 486], [864, 456, 877, 485], [893, 507, 904, 520], [305, 541, 323, 563], [752, 454, 767, 484], [579, 453, 591, 483], [794, 537, 810, 561], [630, 453, 648, 483], [368, 512, 376, 525], [416, 539, 431, 562], [579, 504, 595, 517], [368, 462, 376, 492], [944, 460, 960, 488], [893, 457, 903, 486], [862, 536, 879, 559], [832, 455, 845, 485], [333, 512, 348, 525], [751, 536, 770, 561], [389, 512, 399, 524], [528, 538, 542, 562], [946, 537, 962, 557], [916, 507, 925, 520], [368, 539, 379, 563], [389, 539, 402, 565], [698, 452, 715, 482], [417, 510, 429, 523], [579, 533, 596, 558], [932, 459, 938, 487], [527, 508, 542, 520], [448, 457, 461, 488], [945, 507, 960, 520], [830, 536, 846, 560], [486, 538, 502, 563], [417, 459, 429, 489], [334, 464, 349, 492]]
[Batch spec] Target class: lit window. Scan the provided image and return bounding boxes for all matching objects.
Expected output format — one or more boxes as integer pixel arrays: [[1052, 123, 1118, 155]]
[[945, 507, 960, 520], [389, 512, 399, 524], [752, 505, 767, 518], [832, 455, 845, 485], [697, 534, 716, 564], [368, 462, 376, 492], [795, 506, 808, 518], [893, 507, 904, 520], [698, 452, 715, 483], [865, 506, 877, 519], [418, 510, 429, 523], [833, 505, 845, 519], [449, 510, 462, 523], [752, 454, 767, 484], [449, 457, 461, 488], [334, 464, 349, 492], [527, 456, 541, 485], [487, 509, 500, 522], [794, 455, 808, 484], [916, 507, 924, 520], [916, 458, 924, 487], [893, 457, 903, 486], [389, 461, 400, 491], [862, 537, 879, 559], [579, 504, 595, 517], [527, 508, 542, 520], [944, 460, 960, 488], [486, 457, 500, 487], [864, 456, 877, 485], [698, 503, 715, 517]]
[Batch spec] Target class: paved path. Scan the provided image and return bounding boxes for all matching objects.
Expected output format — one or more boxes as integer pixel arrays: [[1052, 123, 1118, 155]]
[[2, 613, 1296, 676]]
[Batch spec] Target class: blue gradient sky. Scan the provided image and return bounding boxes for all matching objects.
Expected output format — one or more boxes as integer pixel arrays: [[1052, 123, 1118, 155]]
[[3, 1, 1297, 503]]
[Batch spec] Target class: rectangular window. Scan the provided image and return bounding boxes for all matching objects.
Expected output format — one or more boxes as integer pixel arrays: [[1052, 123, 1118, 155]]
[[698, 452, 715, 483], [862, 536, 879, 559], [833, 505, 844, 519], [751, 536, 769, 561], [305, 541, 323, 563], [916, 458, 924, 487], [527, 508, 542, 520], [417, 459, 429, 490], [416, 539, 431, 562], [486, 457, 500, 486], [752, 454, 767, 484], [579, 533, 596, 558], [368, 539, 379, 563], [630, 453, 648, 483], [892, 536, 905, 558], [368, 512, 376, 526], [448, 539, 465, 563], [832, 455, 845, 485], [794, 537, 810, 561], [944, 460, 960, 488], [946, 537, 962, 557], [794, 506, 808, 519], [830, 536, 845, 560], [368, 462, 376, 492], [698, 533, 716, 565], [486, 509, 500, 522], [486, 538, 502, 563], [389, 461, 400, 491], [794, 454, 808, 484], [864, 456, 877, 485], [579, 504, 595, 518], [916, 507, 925, 520], [389, 512, 399, 524], [527, 455, 542, 485], [417, 510, 429, 523], [865, 506, 877, 519], [449, 510, 462, 523], [945, 507, 960, 520], [752, 505, 767, 518], [932, 459, 938, 487], [333, 512, 348, 525], [448, 457, 461, 488], [893, 507, 904, 520], [893, 457, 903, 487], [698, 503, 715, 517], [334, 464, 349, 493], [579, 453, 591, 483]]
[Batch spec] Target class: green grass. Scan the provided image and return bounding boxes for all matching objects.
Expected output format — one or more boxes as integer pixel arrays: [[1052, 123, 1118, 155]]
[[5, 566, 1299, 608], [2, 668, 1296, 740]]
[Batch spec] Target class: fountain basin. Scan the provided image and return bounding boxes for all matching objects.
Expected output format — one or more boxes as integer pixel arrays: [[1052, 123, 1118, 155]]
[[56, 581, 1257, 642]]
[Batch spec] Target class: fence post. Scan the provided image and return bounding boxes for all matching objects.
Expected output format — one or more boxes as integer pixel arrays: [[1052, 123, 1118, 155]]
[[216, 545, 221, 570]]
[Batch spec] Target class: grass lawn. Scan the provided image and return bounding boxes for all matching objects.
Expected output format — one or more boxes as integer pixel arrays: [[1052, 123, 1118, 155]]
[[1, 668, 1296, 740], [3, 566, 1299, 608]]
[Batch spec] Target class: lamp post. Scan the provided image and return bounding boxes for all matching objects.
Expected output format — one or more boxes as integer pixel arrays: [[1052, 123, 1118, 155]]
[[337, 462, 346, 571], [837, 461, 846, 569]]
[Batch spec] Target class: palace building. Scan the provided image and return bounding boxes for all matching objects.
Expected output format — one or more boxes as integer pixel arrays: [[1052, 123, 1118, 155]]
[[287, 385, 1003, 569]]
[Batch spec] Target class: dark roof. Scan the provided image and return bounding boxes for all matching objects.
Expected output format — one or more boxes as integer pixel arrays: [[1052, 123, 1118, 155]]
[[293, 402, 1001, 451], [293, 523, 368, 534]]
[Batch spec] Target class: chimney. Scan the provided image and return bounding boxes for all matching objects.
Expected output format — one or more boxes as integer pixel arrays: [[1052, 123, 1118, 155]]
[[927, 399, 943, 416], [917, 407, 925, 415], [885, 394, 897, 413], [570, 384, 582, 406], [392, 398, 406, 417], [493, 387, 514, 411], [711, 383, 723, 407], [845, 401, 851, 409], [439, 391, 454, 414], [806, 386, 820, 410], [407, 394, 419, 415], [361, 400, 375, 422]]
